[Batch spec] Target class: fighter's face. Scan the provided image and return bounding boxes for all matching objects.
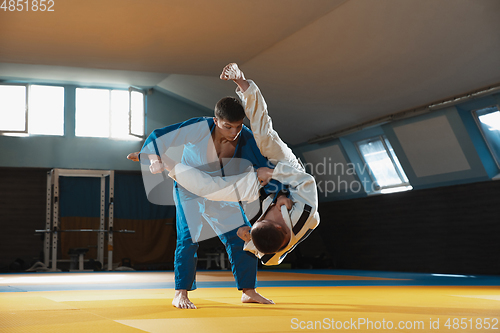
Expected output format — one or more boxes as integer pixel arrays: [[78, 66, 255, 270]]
[[214, 117, 243, 141]]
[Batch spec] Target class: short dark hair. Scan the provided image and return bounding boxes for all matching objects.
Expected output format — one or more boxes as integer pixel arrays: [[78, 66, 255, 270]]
[[215, 97, 245, 122], [251, 221, 286, 254]]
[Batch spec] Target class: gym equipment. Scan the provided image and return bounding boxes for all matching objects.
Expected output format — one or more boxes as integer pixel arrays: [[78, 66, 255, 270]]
[[36, 169, 134, 271], [68, 248, 89, 271]]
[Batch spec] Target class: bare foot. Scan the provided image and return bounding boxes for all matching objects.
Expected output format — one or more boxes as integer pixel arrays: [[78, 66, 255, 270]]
[[127, 152, 140, 162], [241, 289, 274, 304], [220, 63, 245, 81], [172, 290, 197, 309]]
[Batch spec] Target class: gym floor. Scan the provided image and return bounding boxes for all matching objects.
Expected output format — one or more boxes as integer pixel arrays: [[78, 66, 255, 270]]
[[1, 270, 499, 332]]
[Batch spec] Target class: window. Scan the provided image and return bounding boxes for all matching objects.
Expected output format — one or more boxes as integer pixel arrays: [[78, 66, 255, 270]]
[[29, 85, 65, 135], [130, 88, 145, 137], [75, 87, 145, 139], [0, 84, 64, 135], [473, 105, 500, 168], [357, 136, 412, 193]]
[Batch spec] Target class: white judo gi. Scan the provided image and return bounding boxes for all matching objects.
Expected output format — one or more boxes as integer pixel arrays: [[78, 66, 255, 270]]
[[167, 80, 320, 266]]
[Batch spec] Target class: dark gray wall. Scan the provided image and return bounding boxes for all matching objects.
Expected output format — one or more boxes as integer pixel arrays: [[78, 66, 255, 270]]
[[318, 179, 500, 275]]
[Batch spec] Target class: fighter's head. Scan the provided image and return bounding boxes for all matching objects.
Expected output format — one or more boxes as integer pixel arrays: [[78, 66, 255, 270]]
[[250, 194, 293, 254], [214, 96, 245, 141], [215, 96, 245, 122], [251, 220, 289, 254]]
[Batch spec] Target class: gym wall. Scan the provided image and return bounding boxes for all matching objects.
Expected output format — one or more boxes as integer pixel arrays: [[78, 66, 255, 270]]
[[0, 167, 176, 271], [318, 178, 500, 275]]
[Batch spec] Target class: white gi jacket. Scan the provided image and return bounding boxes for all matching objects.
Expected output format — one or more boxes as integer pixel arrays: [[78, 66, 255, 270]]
[[167, 80, 320, 265]]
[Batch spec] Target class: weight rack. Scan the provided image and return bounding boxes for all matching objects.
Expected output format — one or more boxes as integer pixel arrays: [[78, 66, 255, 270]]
[[41, 169, 116, 271]]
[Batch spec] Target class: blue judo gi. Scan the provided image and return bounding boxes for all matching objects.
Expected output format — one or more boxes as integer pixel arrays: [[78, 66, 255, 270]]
[[140, 117, 278, 291]]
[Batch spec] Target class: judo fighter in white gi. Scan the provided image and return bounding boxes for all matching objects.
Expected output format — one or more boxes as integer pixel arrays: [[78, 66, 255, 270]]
[[158, 63, 320, 266]]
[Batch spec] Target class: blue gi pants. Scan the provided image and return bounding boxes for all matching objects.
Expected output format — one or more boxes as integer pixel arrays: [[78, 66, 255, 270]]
[[173, 185, 257, 291]]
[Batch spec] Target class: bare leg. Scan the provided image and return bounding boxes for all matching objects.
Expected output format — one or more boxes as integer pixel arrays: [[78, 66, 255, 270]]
[[172, 289, 197, 309], [220, 63, 250, 92], [241, 288, 274, 304]]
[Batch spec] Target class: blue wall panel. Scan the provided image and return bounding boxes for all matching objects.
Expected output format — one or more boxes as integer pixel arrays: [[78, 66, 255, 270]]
[[383, 107, 490, 190]]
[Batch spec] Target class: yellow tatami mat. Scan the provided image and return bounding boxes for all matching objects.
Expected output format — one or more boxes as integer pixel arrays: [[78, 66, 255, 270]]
[[1, 270, 499, 332]]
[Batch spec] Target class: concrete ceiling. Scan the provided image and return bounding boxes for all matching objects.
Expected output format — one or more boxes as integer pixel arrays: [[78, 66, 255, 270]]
[[1, 0, 499, 145]]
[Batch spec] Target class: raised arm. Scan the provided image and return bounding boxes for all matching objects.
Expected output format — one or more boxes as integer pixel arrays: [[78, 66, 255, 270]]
[[221, 63, 303, 171]]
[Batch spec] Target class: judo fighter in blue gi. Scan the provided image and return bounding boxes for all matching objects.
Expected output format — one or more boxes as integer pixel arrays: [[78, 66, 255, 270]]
[[133, 81, 277, 309]]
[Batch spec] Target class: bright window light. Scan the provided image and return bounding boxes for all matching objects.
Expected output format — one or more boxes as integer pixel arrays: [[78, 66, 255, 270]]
[[1, 84, 64, 136], [431, 273, 475, 278], [130, 90, 145, 137], [76, 88, 110, 137], [29, 85, 64, 135], [110, 90, 129, 138], [479, 111, 500, 131], [380, 185, 413, 194], [0, 273, 127, 284], [473, 106, 500, 168], [384, 138, 409, 183], [0, 85, 26, 132], [357, 136, 411, 192], [76, 88, 145, 139]]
